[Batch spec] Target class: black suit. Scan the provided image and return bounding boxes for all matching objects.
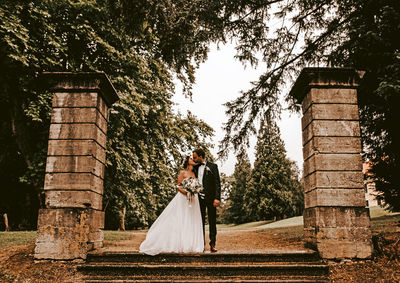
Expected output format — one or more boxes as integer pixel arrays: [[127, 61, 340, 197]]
[[194, 161, 221, 247]]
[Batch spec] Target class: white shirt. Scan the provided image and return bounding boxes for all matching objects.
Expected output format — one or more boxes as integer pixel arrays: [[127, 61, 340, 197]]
[[197, 161, 206, 186]]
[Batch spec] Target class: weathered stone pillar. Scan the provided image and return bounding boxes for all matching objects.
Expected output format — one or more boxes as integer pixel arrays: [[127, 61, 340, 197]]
[[34, 72, 118, 260], [289, 68, 373, 259]]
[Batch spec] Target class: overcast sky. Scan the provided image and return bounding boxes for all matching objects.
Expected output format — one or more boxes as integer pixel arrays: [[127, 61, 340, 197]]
[[172, 43, 303, 175]]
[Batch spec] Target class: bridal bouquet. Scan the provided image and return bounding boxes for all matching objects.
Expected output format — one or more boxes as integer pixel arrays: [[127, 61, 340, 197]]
[[179, 178, 204, 205]]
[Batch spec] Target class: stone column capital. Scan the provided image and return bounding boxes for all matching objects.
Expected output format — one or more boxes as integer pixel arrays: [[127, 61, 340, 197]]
[[41, 72, 119, 107], [289, 67, 366, 104]]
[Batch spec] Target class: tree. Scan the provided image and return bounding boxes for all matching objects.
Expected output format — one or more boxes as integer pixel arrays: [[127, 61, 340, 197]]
[[216, 172, 233, 224], [224, 149, 252, 224], [0, 0, 214, 229], [244, 116, 303, 221], [212, 0, 399, 210]]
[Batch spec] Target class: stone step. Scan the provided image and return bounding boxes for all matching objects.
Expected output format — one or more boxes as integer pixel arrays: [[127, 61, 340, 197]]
[[77, 263, 329, 278], [84, 278, 329, 283], [86, 251, 321, 264]]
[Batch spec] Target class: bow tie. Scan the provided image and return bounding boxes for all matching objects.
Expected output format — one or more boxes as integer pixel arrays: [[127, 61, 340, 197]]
[[199, 162, 206, 166]]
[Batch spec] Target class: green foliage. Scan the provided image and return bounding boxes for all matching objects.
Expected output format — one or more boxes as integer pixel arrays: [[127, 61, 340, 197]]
[[208, 0, 400, 211], [244, 117, 303, 221], [328, 1, 400, 211], [222, 118, 303, 224], [0, 0, 214, 229], [223, 149, 252, 224]]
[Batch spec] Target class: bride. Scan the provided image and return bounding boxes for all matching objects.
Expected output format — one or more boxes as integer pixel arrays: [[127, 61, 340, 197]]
[[139, 156, 204, 255]]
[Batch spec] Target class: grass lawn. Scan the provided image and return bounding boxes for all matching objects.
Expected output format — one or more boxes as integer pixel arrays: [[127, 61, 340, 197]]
[[0, 231, 36, 249], [0, 230, 134, 249], [1, 206, 399, 249], [215, 205, 400, 239]]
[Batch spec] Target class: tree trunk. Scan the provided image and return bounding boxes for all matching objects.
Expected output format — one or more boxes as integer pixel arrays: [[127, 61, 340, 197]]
[[118, 206, 126, 231], [3, 213, 9, 231]]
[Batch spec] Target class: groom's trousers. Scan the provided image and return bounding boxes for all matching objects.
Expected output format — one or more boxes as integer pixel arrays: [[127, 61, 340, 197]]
[[199, 198, 217, 247]]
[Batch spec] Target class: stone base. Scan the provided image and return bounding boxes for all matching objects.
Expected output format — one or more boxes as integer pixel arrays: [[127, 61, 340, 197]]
[[318, 240, 373, 259], [34, 208, 104, 260], [303, 207, 373, 259]]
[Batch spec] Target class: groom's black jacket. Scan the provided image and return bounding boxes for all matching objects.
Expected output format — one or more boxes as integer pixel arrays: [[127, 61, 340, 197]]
[[194, 162, 221, 201]]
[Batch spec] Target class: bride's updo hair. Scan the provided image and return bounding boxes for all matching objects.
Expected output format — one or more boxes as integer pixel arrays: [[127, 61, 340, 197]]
[[182, 155, 190, 169]]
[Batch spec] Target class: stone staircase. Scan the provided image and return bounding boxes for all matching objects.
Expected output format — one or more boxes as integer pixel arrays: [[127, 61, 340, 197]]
[[77, 250, 329, 282]]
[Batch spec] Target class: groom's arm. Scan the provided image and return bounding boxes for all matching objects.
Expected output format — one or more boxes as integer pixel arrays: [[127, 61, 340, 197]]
[[213, 164, 221, 201]]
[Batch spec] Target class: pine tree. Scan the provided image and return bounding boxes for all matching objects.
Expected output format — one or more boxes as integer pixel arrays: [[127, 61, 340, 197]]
[[244, 116, 303, 221], [224, 149, 252, 224]]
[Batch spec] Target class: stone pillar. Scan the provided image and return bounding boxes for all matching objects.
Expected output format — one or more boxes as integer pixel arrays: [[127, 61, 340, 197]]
[[34, 72, 118, 260], [289, 68, 373, 259]]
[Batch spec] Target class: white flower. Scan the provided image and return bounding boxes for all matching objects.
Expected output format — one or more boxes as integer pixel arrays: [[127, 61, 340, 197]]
[[179, 178, 204, 205]]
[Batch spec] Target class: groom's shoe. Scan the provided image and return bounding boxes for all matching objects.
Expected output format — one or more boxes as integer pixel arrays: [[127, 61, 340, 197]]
[[210, 245, 217, 253]]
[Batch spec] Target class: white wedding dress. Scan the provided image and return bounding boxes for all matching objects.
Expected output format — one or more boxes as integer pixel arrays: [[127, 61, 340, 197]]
[[139, 178, 204, 255]]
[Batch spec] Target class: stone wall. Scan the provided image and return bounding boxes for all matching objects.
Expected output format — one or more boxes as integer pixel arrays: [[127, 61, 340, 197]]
[[34, 73, 118, 260], [289, 68, 373, 259]]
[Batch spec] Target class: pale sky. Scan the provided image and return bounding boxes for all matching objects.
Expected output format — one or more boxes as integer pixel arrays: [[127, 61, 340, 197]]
[[172, 43, 303, 175]]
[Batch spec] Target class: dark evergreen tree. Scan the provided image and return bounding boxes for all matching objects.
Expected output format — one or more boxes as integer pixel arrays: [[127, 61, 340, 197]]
[[224, 149, 252, 224], [244, 116, 303, 221]]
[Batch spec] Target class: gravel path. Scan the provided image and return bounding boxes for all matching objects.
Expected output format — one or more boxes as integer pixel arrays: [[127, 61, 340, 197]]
[[101, 228, 308, 253]]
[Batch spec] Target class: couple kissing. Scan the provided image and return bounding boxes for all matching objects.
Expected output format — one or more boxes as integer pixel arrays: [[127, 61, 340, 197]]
[[140, 148, 221, 255]]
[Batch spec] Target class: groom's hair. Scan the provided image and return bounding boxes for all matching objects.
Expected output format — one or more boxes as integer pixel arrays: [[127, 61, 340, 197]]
[[194, 148, 205, 158]]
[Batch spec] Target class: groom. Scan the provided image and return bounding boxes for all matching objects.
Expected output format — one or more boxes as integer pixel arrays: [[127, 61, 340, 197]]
[[193, 148, 221, 252]]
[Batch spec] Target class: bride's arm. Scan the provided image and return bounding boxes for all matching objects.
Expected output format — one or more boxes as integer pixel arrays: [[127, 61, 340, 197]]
[[176, 171, 187, 196]]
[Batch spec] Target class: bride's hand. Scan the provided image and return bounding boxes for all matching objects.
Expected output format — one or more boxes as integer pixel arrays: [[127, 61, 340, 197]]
[[177, 186, 187, 196]]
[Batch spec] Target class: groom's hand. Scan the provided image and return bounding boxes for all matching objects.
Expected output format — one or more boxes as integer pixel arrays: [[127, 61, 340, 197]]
[[213, 199, 221, 207]]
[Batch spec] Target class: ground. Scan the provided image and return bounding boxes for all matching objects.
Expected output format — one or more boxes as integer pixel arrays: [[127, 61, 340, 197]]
[[0, 207, 399, 282]]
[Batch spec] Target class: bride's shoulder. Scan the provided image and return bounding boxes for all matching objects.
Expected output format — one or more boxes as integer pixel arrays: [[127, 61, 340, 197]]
[[178, 170, 188, 178]]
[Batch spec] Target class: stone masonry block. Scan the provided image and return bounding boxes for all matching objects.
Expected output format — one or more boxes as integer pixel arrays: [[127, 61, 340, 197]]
[[47, 140, 106, 164], [35, 208, 90, 260], [317, 227, 371, 241], [85, 210, 104, 250], [317, 240, 373, 259], [302, 88, 358, 113], [87, 209, 105, 231], [303, 207, 370, 228], [88, 231, 104, 244], [45, 190, 103, 210], [303, 137, 361, 161], [302, 104, 359, 130], [52, 92, 98, 108], [52, 92, 109, 120], [44, 173, 103, 194], [46, 156, 105, 178], [303, 208, 316, 228], [51, 108, 108, 133], [49, 123, 106, 148], [305, 188, 366, 208], [36, 207, 87, 227], [303, 153, 362, 177], [87, 240, 103, 251], [304, 227, 317, 247], [303, 120, 360, 145], [96, 93, 109, 121], [304, 171, 364, 192]]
